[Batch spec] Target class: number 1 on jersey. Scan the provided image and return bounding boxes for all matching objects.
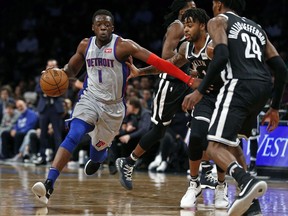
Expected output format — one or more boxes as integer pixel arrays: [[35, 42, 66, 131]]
[[98, 70, 102, 83]]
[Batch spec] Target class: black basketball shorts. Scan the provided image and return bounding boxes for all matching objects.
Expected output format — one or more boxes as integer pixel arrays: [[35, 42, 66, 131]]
[[151, 78, 192, 126], [207, 79, 272, 147]]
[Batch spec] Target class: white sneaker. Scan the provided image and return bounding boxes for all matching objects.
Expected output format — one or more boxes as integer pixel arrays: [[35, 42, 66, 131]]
[[156, 161, 168, 172], [215, 182, 229, 209], [148, 154, 162, 170], [180, 180, 202, 208], [31, 180, 53, 205]]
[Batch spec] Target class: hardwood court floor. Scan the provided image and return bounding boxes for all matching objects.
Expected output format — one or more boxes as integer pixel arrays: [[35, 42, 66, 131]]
[[0, 161, 287, 216]]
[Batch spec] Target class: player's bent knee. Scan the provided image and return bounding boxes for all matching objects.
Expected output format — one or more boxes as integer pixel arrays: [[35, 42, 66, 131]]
[[61, 119, 94, 154]]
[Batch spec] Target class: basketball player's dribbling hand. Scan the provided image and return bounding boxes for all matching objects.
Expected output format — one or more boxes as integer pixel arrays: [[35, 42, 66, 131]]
[[182, 90, 203, 112], [261, 107, 279, 132], [42, 66, 59, 74]]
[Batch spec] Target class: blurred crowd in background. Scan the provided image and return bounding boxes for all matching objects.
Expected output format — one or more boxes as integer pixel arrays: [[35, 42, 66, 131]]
[[0, 0, 287, 87]]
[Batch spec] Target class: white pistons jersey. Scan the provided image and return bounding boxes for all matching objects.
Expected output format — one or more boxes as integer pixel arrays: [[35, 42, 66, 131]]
[[69, 34, 128, 151], [84, 34, 129, 102]]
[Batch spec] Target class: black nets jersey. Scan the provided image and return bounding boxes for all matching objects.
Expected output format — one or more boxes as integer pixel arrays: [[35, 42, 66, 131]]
[[186, 34, 223, 95], [220, 12, 271, 82]]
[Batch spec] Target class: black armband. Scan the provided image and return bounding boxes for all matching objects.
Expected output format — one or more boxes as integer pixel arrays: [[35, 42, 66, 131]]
[[198, 44, 229, 94], [266, 56, 288, 109]]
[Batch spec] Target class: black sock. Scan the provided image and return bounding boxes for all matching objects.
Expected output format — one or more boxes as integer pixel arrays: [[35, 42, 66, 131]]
[[190, 175, 200, 187], [126, 152, 138, 165], [190, 175, 199, 182], [249, 160, 256, 169], [228, 161, 252, 187]]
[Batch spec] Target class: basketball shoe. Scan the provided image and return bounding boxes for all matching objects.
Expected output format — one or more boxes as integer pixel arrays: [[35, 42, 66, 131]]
[[31, 179, 53, 205], [200, 170, 217, 189], [228, 178, 267, 216], [215, 182, 229, 208], [116, 157, 134, 190], [248, 162, 257, 177], [180, 180, 202, 208], [84, 159, 101, 176]]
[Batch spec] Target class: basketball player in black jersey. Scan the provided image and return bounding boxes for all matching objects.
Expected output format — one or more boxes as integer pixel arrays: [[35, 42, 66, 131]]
[[124, 7, 231, 209], [116, 0, 217, 191], [182, 0, 288, 215]]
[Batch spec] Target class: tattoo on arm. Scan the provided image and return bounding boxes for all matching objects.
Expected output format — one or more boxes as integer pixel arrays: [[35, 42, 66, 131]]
[[139, 65, 161, 76]]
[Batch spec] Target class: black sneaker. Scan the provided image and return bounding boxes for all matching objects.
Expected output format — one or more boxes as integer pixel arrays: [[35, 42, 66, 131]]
[[84, 159, 101, 176], [200, 171, 217, 189], [248, 164, 257, 177], [116, 157, 134, 190], [243, 199, 262, 216], [228, 178, 267, 216], [31, 179, 54, 205]]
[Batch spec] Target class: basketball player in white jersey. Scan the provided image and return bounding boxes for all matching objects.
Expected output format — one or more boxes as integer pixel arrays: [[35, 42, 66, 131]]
[[31, 9, 200, 205]]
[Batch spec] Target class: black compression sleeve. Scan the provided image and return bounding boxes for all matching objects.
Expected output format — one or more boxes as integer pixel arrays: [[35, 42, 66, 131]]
[[266, 56, 288, 109], [198, 44, 229, 94]]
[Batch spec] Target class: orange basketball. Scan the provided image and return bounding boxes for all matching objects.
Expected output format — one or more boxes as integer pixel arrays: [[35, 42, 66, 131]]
[[40, 68, 69, 97]]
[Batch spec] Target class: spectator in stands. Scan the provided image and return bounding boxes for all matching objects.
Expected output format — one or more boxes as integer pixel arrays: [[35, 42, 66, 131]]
[[0, 85, 14, 123], [141, 89, 153, 110], [0, 102, 20, 159], [1, 100, 38, 159]]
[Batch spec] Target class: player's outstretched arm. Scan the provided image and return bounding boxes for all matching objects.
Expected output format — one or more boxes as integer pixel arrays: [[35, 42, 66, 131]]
[[118, 38, 197, 89], [126, 41, 189, 78]]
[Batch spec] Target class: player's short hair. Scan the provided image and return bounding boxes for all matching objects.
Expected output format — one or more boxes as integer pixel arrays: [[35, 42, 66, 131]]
[[182, 8, 210, 29], [219, 0, 246, 15], [92, 9, 114, 24], [163, 0, 195, 28]]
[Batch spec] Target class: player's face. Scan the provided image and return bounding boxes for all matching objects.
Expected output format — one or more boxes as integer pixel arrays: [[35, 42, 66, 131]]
[[92, 15, 114, 44], [183, 17, 202, 42]]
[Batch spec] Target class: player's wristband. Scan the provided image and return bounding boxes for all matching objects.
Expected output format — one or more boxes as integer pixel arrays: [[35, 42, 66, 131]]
[[187, 76, 194, 87]]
